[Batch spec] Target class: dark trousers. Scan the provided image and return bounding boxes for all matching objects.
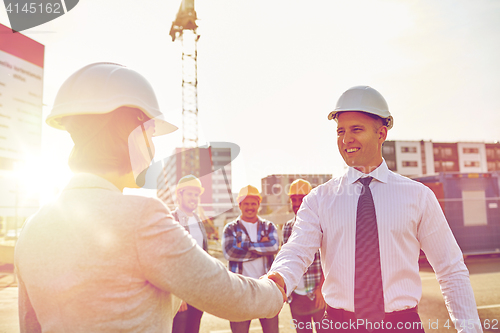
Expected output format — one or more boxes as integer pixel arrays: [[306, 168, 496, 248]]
[[290, 308, 325, 333], [289, 293, 326, 333], [321, 306, 425, 333], [230, 315, 279, 333], [172, 304, 204, 333]]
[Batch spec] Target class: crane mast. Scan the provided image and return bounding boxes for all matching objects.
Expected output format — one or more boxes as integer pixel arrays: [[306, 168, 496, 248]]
[[167, 1, 235, 216], [170, 0, 200, 177]]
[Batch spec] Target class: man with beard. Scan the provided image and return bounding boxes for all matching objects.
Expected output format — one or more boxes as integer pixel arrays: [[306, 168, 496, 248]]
[[172, 175, 208, 333], [222, 185, 280, 333], [284, 179, 325, 333]]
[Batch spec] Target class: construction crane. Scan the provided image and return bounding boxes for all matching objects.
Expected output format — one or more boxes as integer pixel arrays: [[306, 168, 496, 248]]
[[170, 0, 201, 178], [166, 2, 237, 216]]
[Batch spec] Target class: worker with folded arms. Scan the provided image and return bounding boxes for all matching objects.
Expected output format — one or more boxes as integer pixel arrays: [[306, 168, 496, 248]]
[[222, 185, 281, 333], [268, 86, 482, 333], [15, 62, 285, 333]]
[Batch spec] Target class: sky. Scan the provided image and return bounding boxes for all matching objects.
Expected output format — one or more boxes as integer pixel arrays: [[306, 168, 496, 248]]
[[1, 0, 500, 201]]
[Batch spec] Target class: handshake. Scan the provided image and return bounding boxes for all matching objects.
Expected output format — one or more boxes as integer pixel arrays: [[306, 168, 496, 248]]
[[262, 272, 287, 303]]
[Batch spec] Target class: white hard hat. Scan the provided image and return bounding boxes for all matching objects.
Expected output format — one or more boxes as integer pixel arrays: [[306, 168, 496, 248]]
[[327, 85, 393, 129], [46, 62, 178, 136]]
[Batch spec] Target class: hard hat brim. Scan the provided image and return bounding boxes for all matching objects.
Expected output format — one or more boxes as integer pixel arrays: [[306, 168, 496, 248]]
[[327, 110, 393, 130], [46, 107, 178, 136], [237, 195, 262, 204], [149, 114, 178, 136], [176, 186, 205, 195]]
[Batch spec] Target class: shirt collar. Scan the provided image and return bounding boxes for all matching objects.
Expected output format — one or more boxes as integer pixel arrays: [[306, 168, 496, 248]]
[[346, 159, 390, 185], [238, 216, 263, 225]]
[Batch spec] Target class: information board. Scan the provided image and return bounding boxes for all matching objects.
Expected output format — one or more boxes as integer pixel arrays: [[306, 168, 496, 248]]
[[0, 24, 44, 230], [0, 23, 44, 170]]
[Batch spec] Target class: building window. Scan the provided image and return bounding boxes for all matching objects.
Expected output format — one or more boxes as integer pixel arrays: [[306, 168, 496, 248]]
[[463, 147, 479, 154], [464, 161, 480, 167], [435, 160, 456, 172], [382, 146, 394, 154], [442, 161, 455, 171], [487, 161, 496, 171], [401, 146, 417, 153], [442, 148, 453, 157], [486, 149, 495, 159], [433, 147, 454, 158], [402, 161, 418, 167], [386, 160, 396, 170]]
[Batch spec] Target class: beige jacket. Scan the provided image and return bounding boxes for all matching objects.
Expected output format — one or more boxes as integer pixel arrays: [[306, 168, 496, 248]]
[[15, 173, 283, 332]]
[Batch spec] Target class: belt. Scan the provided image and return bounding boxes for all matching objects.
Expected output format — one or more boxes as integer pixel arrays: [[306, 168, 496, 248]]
[[326, 305, 418, 321]]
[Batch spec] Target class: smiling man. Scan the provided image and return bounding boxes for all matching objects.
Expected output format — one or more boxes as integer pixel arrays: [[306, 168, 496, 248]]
[[268, 86, 482, 333], [222, 185, 280, 333], [172, 175, 208, 333]]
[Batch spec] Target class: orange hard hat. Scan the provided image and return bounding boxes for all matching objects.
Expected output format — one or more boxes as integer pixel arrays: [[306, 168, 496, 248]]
[[237, 185, 262, 203], [176, 175, 205, 195], [288, 179, 312, 196]]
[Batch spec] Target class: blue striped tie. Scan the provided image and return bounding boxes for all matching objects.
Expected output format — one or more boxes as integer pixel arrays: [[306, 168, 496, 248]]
[[355, 177, 384, 326]]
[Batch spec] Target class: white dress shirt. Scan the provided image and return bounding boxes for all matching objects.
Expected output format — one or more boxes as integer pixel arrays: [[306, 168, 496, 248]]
[[269, 161, 482, 333], [187, 215, 204, 248]]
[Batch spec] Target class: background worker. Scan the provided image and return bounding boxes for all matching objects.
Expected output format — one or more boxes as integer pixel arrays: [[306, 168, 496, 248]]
[[268, 86, 482, 333], [15, 63, 285, 333], [172, 175, 208, 333], [222, 185, 281, 333], [284, 179, 325, 333]]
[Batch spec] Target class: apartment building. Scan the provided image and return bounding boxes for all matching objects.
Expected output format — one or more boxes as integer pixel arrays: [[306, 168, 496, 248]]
[[382, 141, 500, 177]]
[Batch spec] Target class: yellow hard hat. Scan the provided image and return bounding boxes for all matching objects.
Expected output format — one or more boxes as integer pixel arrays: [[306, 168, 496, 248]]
[[288, 179, 312, 196], [176, 175, 204, 195], [237, 185, 262, 203]]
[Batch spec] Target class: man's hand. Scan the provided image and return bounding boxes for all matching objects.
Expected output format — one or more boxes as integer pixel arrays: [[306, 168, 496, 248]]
[[178, 300, 188, 312], [260, 274, 287, 303], [265, 272, 287, 302]]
